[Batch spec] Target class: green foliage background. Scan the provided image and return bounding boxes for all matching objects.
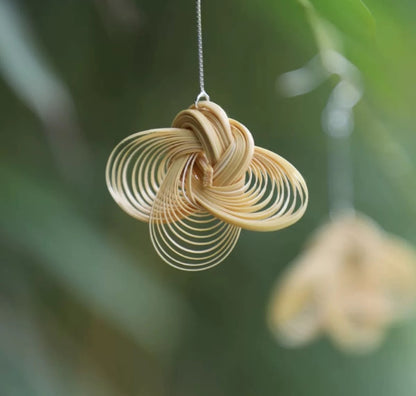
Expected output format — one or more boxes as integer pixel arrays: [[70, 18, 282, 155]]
[[1, 0, 415, 395]]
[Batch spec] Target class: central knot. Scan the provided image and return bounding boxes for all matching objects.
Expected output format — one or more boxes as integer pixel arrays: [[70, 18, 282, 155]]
[[172, 101, 255, 187]]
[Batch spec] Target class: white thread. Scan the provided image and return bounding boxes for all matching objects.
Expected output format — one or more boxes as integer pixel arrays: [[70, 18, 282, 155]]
[[195, 0, 210, 106]]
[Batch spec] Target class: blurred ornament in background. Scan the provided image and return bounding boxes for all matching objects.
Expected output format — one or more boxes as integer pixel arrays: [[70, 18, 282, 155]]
[[267, 212, 416, 353], [270, 3, 416, 354]]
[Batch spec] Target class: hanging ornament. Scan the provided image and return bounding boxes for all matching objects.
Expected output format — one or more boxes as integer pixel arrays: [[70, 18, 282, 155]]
[[268, 25, 416, 351], [105, 0, 308, 270], [267, 213, 416, 353]]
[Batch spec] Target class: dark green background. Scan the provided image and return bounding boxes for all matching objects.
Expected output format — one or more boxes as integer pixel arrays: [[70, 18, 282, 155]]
[[1, 0, 415, 395]]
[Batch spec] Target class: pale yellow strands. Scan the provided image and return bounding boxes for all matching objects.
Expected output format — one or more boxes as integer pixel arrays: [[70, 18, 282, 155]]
[[267, 213, 416, 353], [106, 101, 308, 270]]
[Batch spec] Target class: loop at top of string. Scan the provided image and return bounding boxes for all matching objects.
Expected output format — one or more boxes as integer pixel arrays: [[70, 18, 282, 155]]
[[195, 90, 210, 107]]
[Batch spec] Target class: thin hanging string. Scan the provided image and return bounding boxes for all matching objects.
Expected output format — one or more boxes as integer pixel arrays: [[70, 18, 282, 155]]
[[195, 0, 210, 105], [327, 133, 355, 218], [319, 55, 363, 218], [323, 76, 362, 218]]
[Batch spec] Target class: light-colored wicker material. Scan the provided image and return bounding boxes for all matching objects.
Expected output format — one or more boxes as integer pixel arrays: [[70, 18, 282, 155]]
[[268, 213, 416, 353], [106, 101, 308, 270]]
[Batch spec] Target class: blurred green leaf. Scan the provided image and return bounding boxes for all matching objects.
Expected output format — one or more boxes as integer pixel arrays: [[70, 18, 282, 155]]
[[301, 0, 375, 43], [0, 166, 190, 356]]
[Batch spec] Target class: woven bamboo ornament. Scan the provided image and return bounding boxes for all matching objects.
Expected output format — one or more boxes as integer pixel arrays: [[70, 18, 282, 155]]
[[269, 49, 415, 351], [106, 101, 308, 270], [267, 213, 416, 353]]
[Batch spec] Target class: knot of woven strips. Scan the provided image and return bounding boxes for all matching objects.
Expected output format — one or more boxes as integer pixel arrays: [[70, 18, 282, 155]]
[[172, 102, 254, 187]]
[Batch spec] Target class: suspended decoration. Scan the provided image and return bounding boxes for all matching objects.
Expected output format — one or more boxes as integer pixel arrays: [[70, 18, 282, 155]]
[[267, 213, 416, 353], [268, 10, 416, 352], [105, 1, 308, 270]]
